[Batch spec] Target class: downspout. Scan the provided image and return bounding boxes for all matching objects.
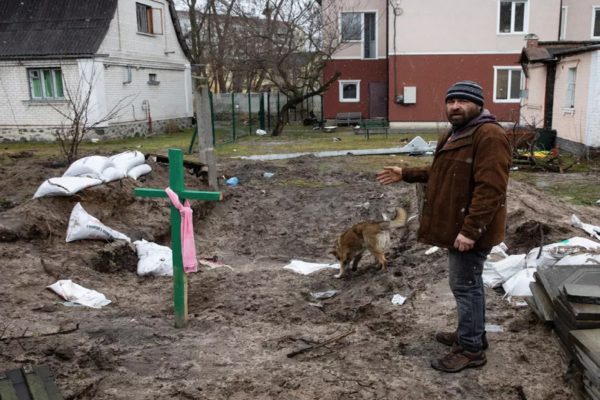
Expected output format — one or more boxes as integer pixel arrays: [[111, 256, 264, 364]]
[[543, 61, 557, 129], [557, 0, 563, 40], [386, 0, 390, 118]]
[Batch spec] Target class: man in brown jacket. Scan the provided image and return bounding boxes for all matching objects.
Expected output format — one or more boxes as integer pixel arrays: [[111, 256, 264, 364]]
[[377, 81, 511, 373]]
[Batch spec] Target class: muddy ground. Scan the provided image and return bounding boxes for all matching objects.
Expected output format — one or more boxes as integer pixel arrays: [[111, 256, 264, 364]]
[[1, 149, 599, 399]]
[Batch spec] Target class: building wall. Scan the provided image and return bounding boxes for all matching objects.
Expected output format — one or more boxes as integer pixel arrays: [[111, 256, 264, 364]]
[[0, 60, 83, 141], [322, 59, 387, 119], [552, 52, 591, 147], [387, 54, 522, 123], [328, 0, 387, 60], [389, 0, 561, 54], [97, 0, 192, 122], [520, 63, 547, 128], [562, 0, 600, 41], [585, 50, 600, 147], [0, 0, 193, 142]]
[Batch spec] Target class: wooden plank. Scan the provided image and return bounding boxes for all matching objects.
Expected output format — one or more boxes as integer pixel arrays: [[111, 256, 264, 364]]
[[5, 369, 31, 400], [33, 366, 63, 400], [22, 367, 49, 400], [0, 375, 19, 400]]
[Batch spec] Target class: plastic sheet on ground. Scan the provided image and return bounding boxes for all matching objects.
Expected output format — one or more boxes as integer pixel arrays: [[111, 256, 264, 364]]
[[571, 214, 600, 240], [283, 260, 340, 275], [47, 279, 111, 308], [525, 236, 600, 269], [503, 268, 536, 297], [134, 239, 173, 276], [482, 243, 526, 289]]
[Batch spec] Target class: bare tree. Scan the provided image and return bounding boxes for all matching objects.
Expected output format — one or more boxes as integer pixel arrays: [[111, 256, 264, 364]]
[[50, 64, 136, 164], [233, 0, 344, 136], [179, 0, 348, 135]]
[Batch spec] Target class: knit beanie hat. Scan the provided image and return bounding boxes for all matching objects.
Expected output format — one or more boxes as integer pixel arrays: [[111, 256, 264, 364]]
[[445, 81, 484, 106]]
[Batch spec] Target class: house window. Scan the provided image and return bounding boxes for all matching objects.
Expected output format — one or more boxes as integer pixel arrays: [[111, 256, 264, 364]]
[[136, 3, 163, 34], [494, 67, 522, 102], [340, 12, 377, 59], [341, 12, 361, 41], [28, 68, 64, 100], [560, 6, 567, 40], [565, 67, 577, 108], [148, 73, 160, 85], [498, 0, 527, 34], [339, 80, 360, 102], [593, 7, 600, 38], [363, 13, 376, 59]]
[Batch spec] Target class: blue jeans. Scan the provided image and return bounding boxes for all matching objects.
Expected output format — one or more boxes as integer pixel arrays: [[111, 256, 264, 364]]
[[448, 248, 491, 352]]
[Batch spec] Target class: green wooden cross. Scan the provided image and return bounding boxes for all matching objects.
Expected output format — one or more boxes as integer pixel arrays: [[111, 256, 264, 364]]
[[134, 148, 222, 328]]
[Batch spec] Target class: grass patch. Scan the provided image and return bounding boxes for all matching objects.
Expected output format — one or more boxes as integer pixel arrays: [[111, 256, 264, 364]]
[[511, 170, 600, 206]]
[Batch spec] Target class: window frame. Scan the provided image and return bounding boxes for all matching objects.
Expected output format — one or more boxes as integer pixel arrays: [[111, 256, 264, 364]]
[[339, 80, 361, 103], [136, 2, 163, 35], [493, 66, 523, 103], [362, 11, 378, 60], [592, 6, 600, 39], [27, 68, 65, 101], [564, 67, 577, 109], [560, 6, 568, 40], [340, 12, 362, 42], [339, 11, 378, 59], [497, 0, 529, 35]]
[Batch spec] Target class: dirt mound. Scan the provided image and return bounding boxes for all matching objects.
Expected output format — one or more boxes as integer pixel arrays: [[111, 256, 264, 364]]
[[0, 153, 594, 399]]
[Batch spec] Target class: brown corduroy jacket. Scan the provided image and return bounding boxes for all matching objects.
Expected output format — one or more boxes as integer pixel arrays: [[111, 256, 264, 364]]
[[402, 122, 511, 250]]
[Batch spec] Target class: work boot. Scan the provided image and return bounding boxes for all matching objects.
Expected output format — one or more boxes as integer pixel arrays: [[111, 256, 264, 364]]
[[431, 346, 487, 373], [434, 330, 488, 350]]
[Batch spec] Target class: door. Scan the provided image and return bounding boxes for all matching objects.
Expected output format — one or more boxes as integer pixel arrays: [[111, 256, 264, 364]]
[[369, 82, 388, 119]]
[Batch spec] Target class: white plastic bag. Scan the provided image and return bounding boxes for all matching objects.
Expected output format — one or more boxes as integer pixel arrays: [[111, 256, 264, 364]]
[[63, 156, 112, 179], [127, 164, 152, 180], [66, 203, 130, 242], [502, 268, 536, 297], [525, 237, 600, 268], [100, 166, 127, 183], [33, 177, 103, 198], [283, 260, 340, 275], [571, 214, 600, 240], [109, 151, 145, 175], [134, 239, 173, 276]]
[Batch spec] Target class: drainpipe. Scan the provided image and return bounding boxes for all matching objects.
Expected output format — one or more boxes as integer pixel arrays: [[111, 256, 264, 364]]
[[557, 0, 563, 40], [543, 62, 556, 129]]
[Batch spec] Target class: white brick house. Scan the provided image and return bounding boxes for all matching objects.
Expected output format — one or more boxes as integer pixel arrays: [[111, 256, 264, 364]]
[[0, 0, 193, 142]]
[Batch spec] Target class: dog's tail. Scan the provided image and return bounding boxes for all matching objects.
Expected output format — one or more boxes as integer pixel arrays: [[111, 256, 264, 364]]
[[381, 207, 408, 229]]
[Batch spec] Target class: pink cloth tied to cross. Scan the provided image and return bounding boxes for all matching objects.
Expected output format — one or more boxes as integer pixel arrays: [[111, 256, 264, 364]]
[[165, 187, 197, 273]]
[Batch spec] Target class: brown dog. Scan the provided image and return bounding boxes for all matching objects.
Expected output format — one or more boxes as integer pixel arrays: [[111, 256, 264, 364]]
[[330, 208, 408, 278]]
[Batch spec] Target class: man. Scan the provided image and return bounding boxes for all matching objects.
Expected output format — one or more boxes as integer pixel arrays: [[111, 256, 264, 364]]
[[376, 81, 511, 373]]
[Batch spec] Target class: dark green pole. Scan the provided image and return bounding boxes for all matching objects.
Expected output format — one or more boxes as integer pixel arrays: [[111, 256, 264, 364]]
[[267, 92, 271, 131], [259, 93, 265, 130], [248, 92, 252, 137], [231, 92, 236, 142]]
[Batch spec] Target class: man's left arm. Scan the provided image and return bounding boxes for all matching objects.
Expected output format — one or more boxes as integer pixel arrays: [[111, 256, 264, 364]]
[[460, 125, 511, 242]]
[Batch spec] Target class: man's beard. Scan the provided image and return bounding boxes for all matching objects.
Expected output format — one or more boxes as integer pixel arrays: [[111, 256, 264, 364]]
[[447, 108, 480, 128]]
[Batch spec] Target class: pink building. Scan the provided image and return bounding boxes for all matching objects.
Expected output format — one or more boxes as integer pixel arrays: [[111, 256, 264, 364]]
[[322, 0, 573, 131]]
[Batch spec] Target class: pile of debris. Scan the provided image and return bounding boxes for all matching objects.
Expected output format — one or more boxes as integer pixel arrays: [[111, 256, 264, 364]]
[[483, 213, 600, 400], [526, 242, 600, 400]]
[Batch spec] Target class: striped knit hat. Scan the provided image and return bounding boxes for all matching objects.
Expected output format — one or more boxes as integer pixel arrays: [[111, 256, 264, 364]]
[[445, 80, 484, 106]]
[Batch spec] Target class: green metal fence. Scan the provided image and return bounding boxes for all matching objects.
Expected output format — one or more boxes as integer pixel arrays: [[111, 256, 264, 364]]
[[196, 91, 323, 146]]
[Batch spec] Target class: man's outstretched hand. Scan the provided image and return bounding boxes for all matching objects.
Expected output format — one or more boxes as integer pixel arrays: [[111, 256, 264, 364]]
[[376, 166, 402, 185]]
